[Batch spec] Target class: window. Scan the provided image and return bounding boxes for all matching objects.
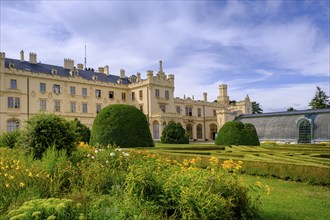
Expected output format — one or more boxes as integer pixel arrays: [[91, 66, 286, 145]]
[[186, 124, 193, 139], [109, 91, 114, 99], [40, 100, 46, 111], [96, 89, 102, 98], [122, 92, 126, 100], [54, 84, 60, 94], [197, 124, 203, 139], [96, 104, 101, 113], [176, 106, 181, 114], [160, 104, 166, 112], [82, 103, 88, 113], [165, 90, 169, 99], [197, 108, 201, 117], [8, 97, 20, 109], [82, 88, 87, 97], [185, 106, 192, 116], [298, 119, 312, 144], [131, 92, 135, 100], [213, 110, 217, 116], [153, 121, 160, 139], [10, 79, 17, 89], [155, 89, 160, 98], [70, 102, 76, 113], [139, 105, 143, 112], [70, 86, 76, 95], [40, 83, 46, 92], [139, 90, 143, 100], [7, 120, 19, 132], [54, 100, 61, 112]]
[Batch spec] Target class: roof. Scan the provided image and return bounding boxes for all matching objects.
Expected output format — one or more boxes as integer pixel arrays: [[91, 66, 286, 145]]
[[5, 58, 131, 85], [238, 108, 330, 118]]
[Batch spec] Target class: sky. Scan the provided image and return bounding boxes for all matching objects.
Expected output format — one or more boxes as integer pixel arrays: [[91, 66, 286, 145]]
[[0, 0, 329, 112]]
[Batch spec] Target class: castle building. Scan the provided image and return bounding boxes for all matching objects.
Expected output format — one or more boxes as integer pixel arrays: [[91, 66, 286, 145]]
[[0, 51, 251, 141]]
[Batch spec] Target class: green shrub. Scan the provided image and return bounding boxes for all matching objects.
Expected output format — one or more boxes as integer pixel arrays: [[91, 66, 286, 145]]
[[21, 114, 77, 159], [161, 122, 189, 144], [0, 130, 20, 148], [71, 118, 91, 143], [215, 121, 260, 146], [7, 198, 84, 220], [90, 104, 154, 148]]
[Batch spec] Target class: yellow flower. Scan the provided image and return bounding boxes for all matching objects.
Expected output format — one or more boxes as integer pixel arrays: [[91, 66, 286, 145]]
[[4, 173, 8, 177], [36, 173, 40, 177], [256, 181, 262, 188], [19, 182, 25, 188], [28, 172, 33, 177], [5, 183, 10, 188], [9, 175, 14, 180], [265, 185, 270, 195]]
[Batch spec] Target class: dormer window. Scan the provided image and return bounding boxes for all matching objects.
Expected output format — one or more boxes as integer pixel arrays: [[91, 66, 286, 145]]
[[51, 68, 57, 75], [9, 60, 15, 69], [117, 79, 122, 84], [92, 75, 98, 81], [70, 67, 79, 76]]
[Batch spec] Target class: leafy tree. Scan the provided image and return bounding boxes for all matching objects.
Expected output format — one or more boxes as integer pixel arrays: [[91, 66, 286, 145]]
[[309, 86, 330, 109], [71, 118, 91, 143], [251, 101, 263, 114], [161, 122, 189, 144], [21, 114, 77, 159], [90, 104, 154, 148], [287, 107, 297, 111]]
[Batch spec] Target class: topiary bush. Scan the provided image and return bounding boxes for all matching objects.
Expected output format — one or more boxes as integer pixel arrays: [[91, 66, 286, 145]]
[[71, 118, 91, 143], [215, 121, 260, 146], [21, 114, 77, 159], [90, 104, 154, 148], [161, 122, 189, 144]]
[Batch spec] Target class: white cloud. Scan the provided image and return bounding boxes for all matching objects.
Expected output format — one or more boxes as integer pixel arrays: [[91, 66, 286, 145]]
[[1, 1, 328, 113]]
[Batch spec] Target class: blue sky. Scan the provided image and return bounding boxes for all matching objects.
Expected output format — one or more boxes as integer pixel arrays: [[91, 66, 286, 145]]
[[1, 0, 329, 112]]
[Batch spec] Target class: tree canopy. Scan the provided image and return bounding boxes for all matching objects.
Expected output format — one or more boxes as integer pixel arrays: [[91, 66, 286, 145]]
[[251, 101, 263, 114], [309, 86, 330, 109]]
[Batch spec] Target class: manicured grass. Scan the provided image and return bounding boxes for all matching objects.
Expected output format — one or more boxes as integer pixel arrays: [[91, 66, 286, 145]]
[[242, 175, 330, 220]]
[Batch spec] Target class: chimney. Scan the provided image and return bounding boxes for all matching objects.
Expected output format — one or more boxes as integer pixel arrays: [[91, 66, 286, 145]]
[[104, 65, 109, 75], [137, 72, 141, 81], [29, 52, 37, 64], [20, 50, 24, 62], [203, 92, 208, 102], [120, 69, 125, 78], [98, 67, 104, 74], [147, 70, 153, 80], [77, 63, 84, 70], [64, 58, 74, 69], [159, 60, 163, 72]]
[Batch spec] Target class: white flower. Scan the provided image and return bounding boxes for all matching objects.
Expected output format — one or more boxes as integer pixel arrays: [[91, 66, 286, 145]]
[[91, 156, 95, 159], [116, 148, 122, 152], [123, 152, 129, 157], [110, 152, 115, 157], [106, 160, 109, 164], [94, 150, 99, 154], [87, 154, 90, 157]]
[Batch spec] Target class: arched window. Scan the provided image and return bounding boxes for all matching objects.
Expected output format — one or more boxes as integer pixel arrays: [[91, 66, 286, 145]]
[[210, 123, 217, 140], [153, 121, 160, 139], [162, 121, 167, 126], [298, 119, 311, 143], [7, 119, 19, 132], [186, 123, 193, 139], [197, 124, 203, 139]]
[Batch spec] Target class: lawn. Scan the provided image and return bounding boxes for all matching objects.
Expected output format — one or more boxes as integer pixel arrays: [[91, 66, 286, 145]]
[[242, 175, 330, 220]]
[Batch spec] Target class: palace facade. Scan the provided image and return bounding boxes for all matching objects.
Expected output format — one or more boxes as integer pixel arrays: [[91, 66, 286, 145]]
[[0, 50, 251, 141]]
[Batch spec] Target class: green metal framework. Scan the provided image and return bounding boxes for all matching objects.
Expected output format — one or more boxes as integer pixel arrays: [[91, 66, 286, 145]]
[[298, 119, 312, 144]]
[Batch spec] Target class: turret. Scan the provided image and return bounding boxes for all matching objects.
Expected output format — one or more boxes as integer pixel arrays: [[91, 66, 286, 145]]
[[217, 84, 230, 105]]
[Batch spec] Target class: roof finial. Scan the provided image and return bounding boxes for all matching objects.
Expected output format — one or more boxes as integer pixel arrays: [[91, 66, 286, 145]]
[[84, 42, 87, 69]]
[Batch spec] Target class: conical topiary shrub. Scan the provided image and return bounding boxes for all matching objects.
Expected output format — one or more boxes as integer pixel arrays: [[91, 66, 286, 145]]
[[90, 104, 154, 148]]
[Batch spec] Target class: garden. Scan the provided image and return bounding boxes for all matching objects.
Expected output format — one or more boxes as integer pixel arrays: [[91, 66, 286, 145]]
[[0, 105, 329, 219]]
